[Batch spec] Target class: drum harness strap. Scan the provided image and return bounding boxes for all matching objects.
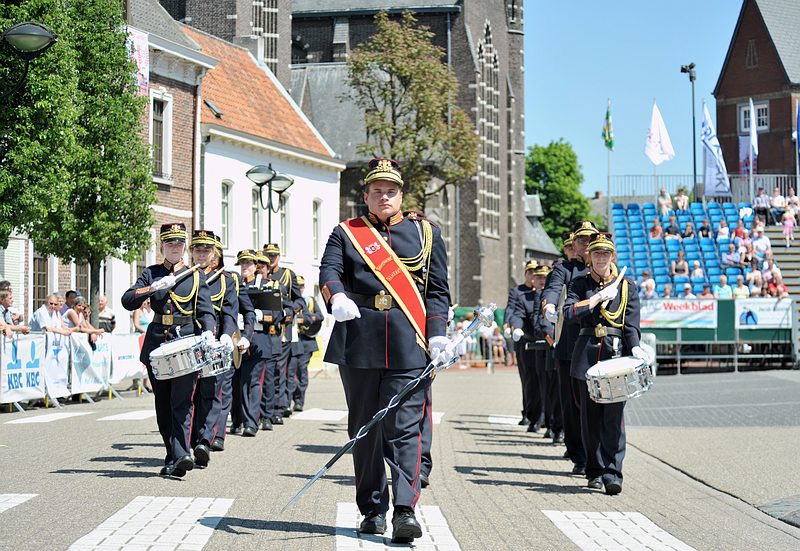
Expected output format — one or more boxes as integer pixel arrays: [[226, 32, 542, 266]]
[[595, 265, 628, 358]]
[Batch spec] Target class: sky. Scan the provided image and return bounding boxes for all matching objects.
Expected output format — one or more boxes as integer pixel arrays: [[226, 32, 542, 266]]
[[524, 0, 743, 196]]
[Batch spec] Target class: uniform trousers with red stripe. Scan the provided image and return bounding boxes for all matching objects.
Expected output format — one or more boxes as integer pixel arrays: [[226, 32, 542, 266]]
[[339, 365, 431, 516], [191, 374, 220, 448], [211, 367, 236, 442], [147, 366, 198, 465]]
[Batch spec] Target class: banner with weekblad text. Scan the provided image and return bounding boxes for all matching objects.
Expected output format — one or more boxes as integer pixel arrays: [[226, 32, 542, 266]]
[[640, 299, 718, 328]]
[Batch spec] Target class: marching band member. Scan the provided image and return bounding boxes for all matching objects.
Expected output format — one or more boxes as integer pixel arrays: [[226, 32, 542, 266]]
[[503, 264, 531, 426], [531, 264, 563, 443], [289, 275, 323, 412], [319, 158, 450, 543], [121, 223, 215, 477], [563, 232, 646, 495]]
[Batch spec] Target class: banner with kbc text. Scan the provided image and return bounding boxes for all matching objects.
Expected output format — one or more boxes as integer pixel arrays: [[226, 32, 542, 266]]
[[0, 334, 47, 403], [640, 299, 718, 328]]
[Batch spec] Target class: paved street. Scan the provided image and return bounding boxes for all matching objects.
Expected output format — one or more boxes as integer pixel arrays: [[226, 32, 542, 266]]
[[2, 367, 800, 550]]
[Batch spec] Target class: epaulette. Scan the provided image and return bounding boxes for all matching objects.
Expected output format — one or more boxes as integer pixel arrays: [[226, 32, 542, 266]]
[[404, 210, 439, 227]]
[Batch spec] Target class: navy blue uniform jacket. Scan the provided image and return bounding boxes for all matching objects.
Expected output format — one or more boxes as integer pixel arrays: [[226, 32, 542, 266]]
[[541, 258, 589, 361]]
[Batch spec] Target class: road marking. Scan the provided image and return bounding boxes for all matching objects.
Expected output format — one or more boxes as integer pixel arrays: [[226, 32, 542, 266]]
[[5, 412, 93, 424], [0, 494, 36, 514], [336, 502, 461, 550], [97, 410, 156, 421], [487, 415, 520, 425], [68, 496, 233, 550], [292, 408, 348, 421], [542, 510, 697, 551], [431, 411, 445, 424]]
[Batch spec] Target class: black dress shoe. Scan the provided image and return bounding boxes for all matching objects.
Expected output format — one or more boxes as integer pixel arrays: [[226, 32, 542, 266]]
[[587, 477, 603, 490], [244, 425, 260, 436], [391, 507, 422, 543], [563, 450, 570, 459], [229, 425, 242, 435], [271, 415, 284, 425], [163, 455, 194, 478], [419, 472, 430, 489], [553, 431, 565, 444], [518, 416, 530, 426], [211, 438, 225, 452], [358, 513, 387, 535], [544, 428, 554, 439], [293, 404, 304, 412], [527, 422, 541, 433], [604, 479, 623, 495], [282, 408, 292, 418], [194, 444, 211, 468], [571, 464, 586, 475]]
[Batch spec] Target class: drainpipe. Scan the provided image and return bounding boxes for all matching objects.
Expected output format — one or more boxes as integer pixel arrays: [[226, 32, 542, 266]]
[[448, 11, 460, 306]]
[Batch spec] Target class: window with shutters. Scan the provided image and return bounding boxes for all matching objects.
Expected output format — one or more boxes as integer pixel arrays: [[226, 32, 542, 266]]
[[32, 255, 48, 309], [739, 102, 769, 134], [150, 90, 173, 183], [75, 264, 90, 299], [477, 24, 501, 238], [252, 188, 262, 249], [221, 181, 232, 247]]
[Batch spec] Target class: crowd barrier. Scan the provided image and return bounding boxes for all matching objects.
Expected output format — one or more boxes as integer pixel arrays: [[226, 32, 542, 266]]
[[0, 332, 145, 408]]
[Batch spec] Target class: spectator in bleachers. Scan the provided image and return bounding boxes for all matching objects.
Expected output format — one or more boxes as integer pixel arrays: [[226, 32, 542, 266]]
[[638, 269, 655, 292], [713, 275, 733, 299], [699, 218, 714, 239], [752, 228, 771, 261], [740, 243, 755, 269], [733, 219, 748, 241], [733, 275, 750, 299], [721, 243, 740, 270], [665, 216, 682, 240], [753, 187, 771, 223], [0, 290, 30, 336], [649, 218, 663, 239], [674, 187, 689, 212], [747, 265, 763, 293], [770, 186, 786, 226], [132, 298, 153, 334], [64, 296, 104, 343], [671, 250, 688, 277], [29, 293, 71, 334], [699, 284, 714, 299], [60, 290, 79, 315], [762, 256, 781, 284], [639, 282, 658, 300], [787, 187, 800, 221], [781, 210, 795, 248], [716, 219, 730, 241], [690, 260, 704, 280], [97, 295, 116, 334], [680, 283, 696, 299], [768, 274, 790, 299], [662, 284, 673, 298], [682, 221, 695, 240], [657, 188, 673, 216]]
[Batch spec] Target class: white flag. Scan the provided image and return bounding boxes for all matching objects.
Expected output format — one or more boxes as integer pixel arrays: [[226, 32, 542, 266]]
[[701, 103, 731, 196], [644, 102, 675, 166], [748, 97, 759, 157]]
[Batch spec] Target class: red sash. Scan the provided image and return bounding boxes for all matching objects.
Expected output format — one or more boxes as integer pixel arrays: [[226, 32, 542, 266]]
[[340, 217, 427, 346]]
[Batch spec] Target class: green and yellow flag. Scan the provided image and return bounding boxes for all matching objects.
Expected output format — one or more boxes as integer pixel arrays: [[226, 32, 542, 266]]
[[602, 99, 614, 151]]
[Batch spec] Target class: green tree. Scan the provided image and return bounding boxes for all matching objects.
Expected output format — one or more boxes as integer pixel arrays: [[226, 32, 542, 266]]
[[345, 11, 478, 210], [525, 140, 599, 249], [27, 0, 155, 325]]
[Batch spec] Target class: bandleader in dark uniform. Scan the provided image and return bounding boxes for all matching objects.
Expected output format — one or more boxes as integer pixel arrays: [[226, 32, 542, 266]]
[[564, 232, 646, 496], [121, 223, 215, 477], [319, 158, 450, 544]]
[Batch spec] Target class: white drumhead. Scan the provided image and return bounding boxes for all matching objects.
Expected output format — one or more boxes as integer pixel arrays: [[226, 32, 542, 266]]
[[587, 356, 642, 377], [156, 335, 202, 355]]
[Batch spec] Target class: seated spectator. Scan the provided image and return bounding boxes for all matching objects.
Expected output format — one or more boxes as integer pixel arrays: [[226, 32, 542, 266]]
[[698, 284, 715, 299], [690, 260, 704, 280], [747, 264, 762, 291], [698, 218, 714, 239], [713, 275, 733, 299], [60, 290, 79, 315], [752, 228, 771, 261], [733, 219, 748, 240], [758, 284, 770, 298], [716, 219, 730, 241], [753, 187, 770, 223], [680, 283, 696, 299], [649, 218, 663, 239], [133, 298, 154, 334], [29, 294, 71, 335], [733, 275, 750, 299], [674, 187, 689, 212], [762, 258, 781, 283], [638, 269, 655, 290], [787, 187, 800, 220], [671, 250, 689, 276], [657, 187, 673, 216], [683, 221, 696, 240], [639, 279, 658, 300], [0, 290, 30, 336], [97, 294, 116, 333], [64, 296, 104, 343], [768, 274, 790, 299], [664, 216, 682, 240], [721, 243, 740, 269], [662, 284, 673, 299], [740, 243, 755, 268], [770, 186, 786, 226]]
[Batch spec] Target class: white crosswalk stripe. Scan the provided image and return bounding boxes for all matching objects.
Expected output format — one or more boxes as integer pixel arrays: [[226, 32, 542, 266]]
[[292, 408, 348, 421], [69, 496, 233, 550], [0, 494, 37, 514], [5, 412, 93, 424], [336, 502, 461, 550], [542, 510, 697, 551], [97, 410, 156, 421], [487, 415, 519, 425]]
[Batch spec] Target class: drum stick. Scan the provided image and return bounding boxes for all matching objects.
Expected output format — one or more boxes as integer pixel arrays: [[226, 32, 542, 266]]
[[173, 263, 202, 283], [204, 268, 226, 286], [601, 266, 627, 309]]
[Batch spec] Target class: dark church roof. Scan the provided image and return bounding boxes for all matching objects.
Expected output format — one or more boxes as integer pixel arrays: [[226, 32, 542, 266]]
[[524, 195, 560, 257], [292, 0, 461, 17], [129, 0, 200, 51]]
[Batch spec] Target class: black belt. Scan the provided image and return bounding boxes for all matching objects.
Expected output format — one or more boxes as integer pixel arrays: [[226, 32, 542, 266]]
[[525, 340, 549, 351], [154, 313, 193, 326], [580, 326, 623, 338], [346, 291, 398, 311]]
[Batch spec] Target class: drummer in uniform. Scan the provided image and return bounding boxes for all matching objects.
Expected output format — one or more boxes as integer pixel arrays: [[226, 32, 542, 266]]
[[319, 158, 450, 543], [121, 223, 215, 477], [531, 264, 563, 443], [563, 232, 647, 495], [290, 275, 323, 412], [541, 222, 598, 476]]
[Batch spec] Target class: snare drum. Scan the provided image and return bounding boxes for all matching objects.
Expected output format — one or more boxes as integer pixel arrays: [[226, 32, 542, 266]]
[[200, 342, 233, 378], [149, 335, 207, 380], [585, 356, 653, 404]]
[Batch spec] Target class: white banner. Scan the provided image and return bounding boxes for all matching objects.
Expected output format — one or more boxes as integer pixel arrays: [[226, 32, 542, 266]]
[[1, 334, 47, 403], [43, 333, 70, 398], [127, 27, 149, 96], [645, 101, 675, 166], [108, 334, 146, 384], [69, 334, 110, 394], [702, 104, 731, 196], [735, 298, 792, 329], [640, 299, 718, 328]]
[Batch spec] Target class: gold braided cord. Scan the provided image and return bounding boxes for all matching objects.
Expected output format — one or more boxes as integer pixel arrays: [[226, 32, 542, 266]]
[[210, 273, 227, 311], [399, 220, 433, 272], [600, 279, 628, 328], [170, 271, 199, 315]]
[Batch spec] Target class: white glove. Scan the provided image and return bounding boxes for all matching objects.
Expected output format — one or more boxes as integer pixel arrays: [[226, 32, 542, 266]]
[[428, 335, 452, 365], [503, 327, 512, 338], [631, 346, 648, 362], [151, 274, 177, 292], [201, 330, 214, 344], [254, 309, 263, 320], [544, 303, 558, 323], [447, 307, 455, 322], [512, 328, 524, 342], [219, 333, 233, 351], [237, 336, 251, 351], [331, 295, 361, 322], [596, 284, 619, 302]]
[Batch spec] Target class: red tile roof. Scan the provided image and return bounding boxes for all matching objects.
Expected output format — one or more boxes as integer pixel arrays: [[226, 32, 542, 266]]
[[183, 27, 331, 158]]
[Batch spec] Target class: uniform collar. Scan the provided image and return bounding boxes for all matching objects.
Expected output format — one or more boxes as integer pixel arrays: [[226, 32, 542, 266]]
[[245, 274, 255, 283], [368, 211, 404, 227], [163, 260, 184, 273], [590, 265, 617, 284]]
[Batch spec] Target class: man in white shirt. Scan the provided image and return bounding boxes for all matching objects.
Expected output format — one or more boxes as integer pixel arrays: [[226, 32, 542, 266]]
[[30, 294, 71, 335], [680, 283, 696, 299], [770, 187, 786, 226]]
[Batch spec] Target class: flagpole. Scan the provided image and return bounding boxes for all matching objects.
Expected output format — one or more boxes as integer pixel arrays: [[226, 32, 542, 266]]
[[795, 99, 799, 191]]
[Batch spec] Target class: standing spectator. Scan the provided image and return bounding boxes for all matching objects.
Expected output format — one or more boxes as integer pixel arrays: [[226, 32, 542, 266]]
[[768, 274, 790, 298], [0, 290, 30, 336], [64, 296, 104, 343], [733, 219, 748, 240], [690, 260, 704, 280], [97, 295, 116, 333], [56, 293, 66, 313], [716, 219, 730, 241], [682, 221, 695, 240], [674, 187, 689, 212], [649, 218, 663, 239], [713, 275, 733, 299], [664, 216, 682, 240], [721, 243, 740, 270], [662, 284, 673, 299], [490, 326, 506, 365], [30, 294, 71, 335], [699, 284, 715, 299], [698, 218, 714, 239], [671, 250, 688, 277], [132, 298, 154, 334], [753, 187, 770, 223], [782, 210, 795, 248], [680, 283, 696, 299], [657, 188, 673, 216], [733, 275, 750, 299], [770, 186, 786, 226], [60, 290, 79, 315]]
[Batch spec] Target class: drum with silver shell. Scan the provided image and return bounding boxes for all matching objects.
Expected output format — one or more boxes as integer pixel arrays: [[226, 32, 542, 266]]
[[200, 341, 233, 378], [149, 335, 207, 380], [585, 356, 653, 404]]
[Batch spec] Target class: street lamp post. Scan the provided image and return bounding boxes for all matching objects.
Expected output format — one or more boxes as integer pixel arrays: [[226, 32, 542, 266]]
[[0, 22, 57, 101], [246, 163, 295, 243], [681, 62, 697, 191]]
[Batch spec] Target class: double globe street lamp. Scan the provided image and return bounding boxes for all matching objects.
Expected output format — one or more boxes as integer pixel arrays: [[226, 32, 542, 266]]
[[0, 22, 57, 101], [246, 163, 295, 243]]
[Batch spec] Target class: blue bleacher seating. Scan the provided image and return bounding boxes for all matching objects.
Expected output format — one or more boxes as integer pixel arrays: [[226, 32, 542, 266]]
[[710, 275, 722, 286], [691, 276, 707, 285], [631, 236, 645, 246], [648, 237, 662, 246], [655, 274, 670, 285], [726, 267, 743, 278], [652, 259, 667, 269], [707, 266, 722, 276], [612, 203, 625, 210], [717, 238, 730, 248], [673, 275, 689, 286], [617, 242, 630, 253], [693, 283, 705, 294], [665, 240, 681, 250]]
